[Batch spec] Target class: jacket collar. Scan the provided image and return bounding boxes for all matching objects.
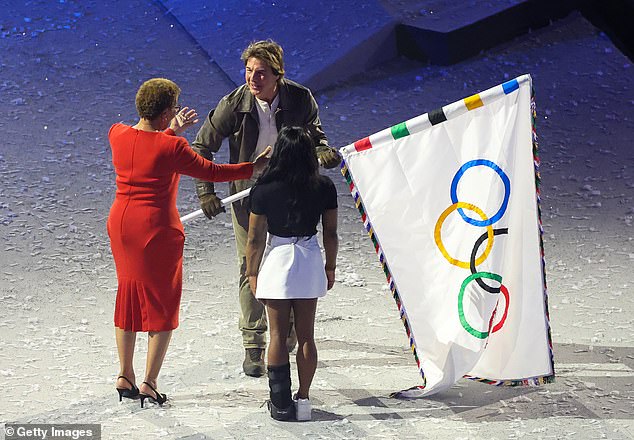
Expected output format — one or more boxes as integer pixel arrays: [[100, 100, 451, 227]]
[[237, 79, 288, 113]]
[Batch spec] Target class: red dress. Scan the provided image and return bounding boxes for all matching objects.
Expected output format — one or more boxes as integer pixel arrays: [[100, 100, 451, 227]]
[[107, 123, 253, 332]]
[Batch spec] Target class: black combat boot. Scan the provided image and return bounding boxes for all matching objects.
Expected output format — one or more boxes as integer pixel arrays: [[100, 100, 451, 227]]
[[243, 348, 265, 377]]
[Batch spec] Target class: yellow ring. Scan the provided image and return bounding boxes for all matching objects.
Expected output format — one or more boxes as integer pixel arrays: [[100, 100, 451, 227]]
[[434, 202, 494, 268]]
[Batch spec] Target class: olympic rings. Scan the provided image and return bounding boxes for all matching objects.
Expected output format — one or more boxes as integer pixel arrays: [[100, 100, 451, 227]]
[[435, 159, 512, 339], [450, 159, 511, 227], [458, 272, 502, 339], [434, 202, 494, 269]]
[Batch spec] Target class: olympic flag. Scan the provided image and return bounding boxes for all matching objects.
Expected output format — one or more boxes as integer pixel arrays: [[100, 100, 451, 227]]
[[340, 74, 554, 397]]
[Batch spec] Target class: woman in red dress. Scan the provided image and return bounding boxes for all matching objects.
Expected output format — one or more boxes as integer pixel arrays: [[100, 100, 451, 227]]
[[108, 78, 269, 407]]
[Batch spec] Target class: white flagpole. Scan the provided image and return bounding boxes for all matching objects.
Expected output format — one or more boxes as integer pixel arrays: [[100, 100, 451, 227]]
[[179, 157, 327, 223], [180, 188, 251, 223]]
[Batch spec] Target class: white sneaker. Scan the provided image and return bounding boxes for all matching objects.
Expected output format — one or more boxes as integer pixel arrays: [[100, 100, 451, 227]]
[[293, 394, 312, 421]]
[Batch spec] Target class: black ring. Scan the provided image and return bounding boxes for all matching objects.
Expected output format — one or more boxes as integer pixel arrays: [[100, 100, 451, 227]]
[[469, 228, 508, 292]]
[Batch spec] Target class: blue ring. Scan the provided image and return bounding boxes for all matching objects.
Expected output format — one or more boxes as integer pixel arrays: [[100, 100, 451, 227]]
[[450, 159, 510, 227]]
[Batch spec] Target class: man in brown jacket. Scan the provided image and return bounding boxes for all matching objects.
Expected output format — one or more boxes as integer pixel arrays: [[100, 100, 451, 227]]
[[191, 40, 340, 377]]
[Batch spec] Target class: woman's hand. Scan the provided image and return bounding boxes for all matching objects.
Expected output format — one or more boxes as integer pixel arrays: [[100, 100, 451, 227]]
[[170, 106, 199, 135], [252, 146, 272, 177], [326, 268, 335, 290], [248, 275, 266, 304]]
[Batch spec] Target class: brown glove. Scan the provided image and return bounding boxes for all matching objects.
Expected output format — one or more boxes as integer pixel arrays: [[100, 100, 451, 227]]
[[200, 193, 225, 219], [316, 147, 342, 169]]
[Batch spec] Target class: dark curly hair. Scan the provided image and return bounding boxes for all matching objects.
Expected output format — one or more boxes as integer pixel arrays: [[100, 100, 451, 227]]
[[135, 78, 180, 120]]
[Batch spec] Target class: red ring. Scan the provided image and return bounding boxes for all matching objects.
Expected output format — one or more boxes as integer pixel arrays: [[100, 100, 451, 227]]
[[491, 284, 510, 333]]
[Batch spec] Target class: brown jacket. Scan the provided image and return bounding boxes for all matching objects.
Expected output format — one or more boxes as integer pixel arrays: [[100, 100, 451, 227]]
[[191, 78, 334, 199]]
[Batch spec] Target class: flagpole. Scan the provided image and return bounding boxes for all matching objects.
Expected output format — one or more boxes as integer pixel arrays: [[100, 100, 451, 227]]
[[180, 188, 251, 223], [180, 158, 326, 224]]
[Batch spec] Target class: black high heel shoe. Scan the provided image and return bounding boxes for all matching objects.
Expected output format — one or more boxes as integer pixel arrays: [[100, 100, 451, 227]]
[[139, 381, 168, 408], [116, 376, 140, 401]]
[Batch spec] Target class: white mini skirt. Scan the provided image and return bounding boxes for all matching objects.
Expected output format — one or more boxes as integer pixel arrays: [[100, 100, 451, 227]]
[[255, 234, 327, 300]]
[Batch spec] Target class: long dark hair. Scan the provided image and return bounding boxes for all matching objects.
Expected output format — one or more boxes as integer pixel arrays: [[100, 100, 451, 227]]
[[256, 126, 319, 186], [254, 126, 320, 229]]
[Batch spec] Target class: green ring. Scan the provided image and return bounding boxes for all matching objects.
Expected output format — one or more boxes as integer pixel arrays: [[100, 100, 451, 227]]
[[458, 271, 503, 339]]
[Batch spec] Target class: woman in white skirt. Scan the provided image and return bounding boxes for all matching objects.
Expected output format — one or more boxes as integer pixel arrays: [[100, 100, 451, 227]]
[[246, 126, 338, 421]]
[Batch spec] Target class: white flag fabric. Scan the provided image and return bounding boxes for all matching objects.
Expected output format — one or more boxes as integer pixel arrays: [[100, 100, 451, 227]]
[[340, 74, 554, 397]]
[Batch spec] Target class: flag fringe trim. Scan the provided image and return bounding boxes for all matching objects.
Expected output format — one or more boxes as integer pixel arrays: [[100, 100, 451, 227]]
[[390, 374, 556, 399]]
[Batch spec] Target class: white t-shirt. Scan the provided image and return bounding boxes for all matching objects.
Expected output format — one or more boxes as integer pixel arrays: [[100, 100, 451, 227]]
[[254, 95, 279, 157]]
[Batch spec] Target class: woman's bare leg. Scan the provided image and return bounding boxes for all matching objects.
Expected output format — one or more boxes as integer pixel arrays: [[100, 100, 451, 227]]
[[115, 327, 137, 389], [140, 330, 172, 396], [265, 300, 292, 366], [292, 299, 318, 399]]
